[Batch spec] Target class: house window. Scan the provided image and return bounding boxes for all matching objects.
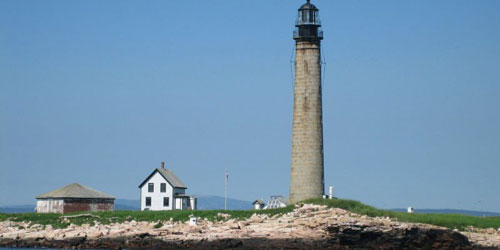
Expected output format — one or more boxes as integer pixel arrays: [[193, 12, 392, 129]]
[[148, 183, 154, 192], [161, 183, 166, 193], [145, 197, 151, 206], [163, 197, 169, 207]]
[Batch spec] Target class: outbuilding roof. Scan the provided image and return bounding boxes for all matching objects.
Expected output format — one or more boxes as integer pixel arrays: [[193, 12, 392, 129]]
[[253, 199, 264, 205], [36, 183, 115, 199], [138, 168, 187, 189]]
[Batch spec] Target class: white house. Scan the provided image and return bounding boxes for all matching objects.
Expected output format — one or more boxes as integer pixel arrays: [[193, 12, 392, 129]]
[[139, 162, 196, 211]]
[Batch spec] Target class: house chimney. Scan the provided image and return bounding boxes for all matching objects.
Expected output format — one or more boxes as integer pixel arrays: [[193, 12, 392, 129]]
[[161, 162, 165, 169]]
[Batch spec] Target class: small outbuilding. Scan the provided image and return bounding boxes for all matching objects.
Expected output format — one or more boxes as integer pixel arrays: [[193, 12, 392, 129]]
[[263, 195, 287, 210], [252, 199, 265, 210], [36, 183, 115, 214]]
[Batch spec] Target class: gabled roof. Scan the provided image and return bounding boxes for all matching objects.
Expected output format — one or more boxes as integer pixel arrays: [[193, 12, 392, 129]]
[[36, 183, 115, 199], [263, 195, 287, 209], [138, 168, 187, 189], [253, 199, 264, 205]]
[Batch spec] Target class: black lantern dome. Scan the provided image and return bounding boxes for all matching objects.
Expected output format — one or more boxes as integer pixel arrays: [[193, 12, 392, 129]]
[[294, 0, 323, 41]]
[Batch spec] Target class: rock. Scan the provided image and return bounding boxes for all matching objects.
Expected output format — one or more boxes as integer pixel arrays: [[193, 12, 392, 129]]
[[63, 230, 80, 238], [44, 231, 56, 239], [249, 214, 265, 223], [187, 227, 202, 234], [229, 223, 241, 230], [87, 231, 102, 238], [16, 232, 26, 239], [109, 229, 126, 236], [27, 231, 45, 239], [217, 213, 231, 220], [239, 221, 250, 227]]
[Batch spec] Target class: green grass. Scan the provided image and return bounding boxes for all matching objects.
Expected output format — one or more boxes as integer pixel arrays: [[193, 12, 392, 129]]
[[0, 206, 294, 229], [0, 199, 499, 231], [304, 198, 500, 231]]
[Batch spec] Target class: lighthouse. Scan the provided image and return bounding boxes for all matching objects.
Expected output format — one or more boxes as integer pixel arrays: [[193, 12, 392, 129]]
[[289, 0, 325, 203]]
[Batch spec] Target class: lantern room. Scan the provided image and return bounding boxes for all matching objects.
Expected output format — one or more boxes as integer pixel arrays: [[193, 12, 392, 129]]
[[294, 0, 323, 41]]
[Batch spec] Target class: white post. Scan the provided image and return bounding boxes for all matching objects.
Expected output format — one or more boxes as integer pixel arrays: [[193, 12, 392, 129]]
[[225, 169, 228, 210], [328, 186, 334, 199]]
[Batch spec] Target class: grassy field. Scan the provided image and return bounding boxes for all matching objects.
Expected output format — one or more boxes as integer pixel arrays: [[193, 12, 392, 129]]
[[305, 198, 500, 231], [1, 199, 499, 230], [0, 206, 294, 229]]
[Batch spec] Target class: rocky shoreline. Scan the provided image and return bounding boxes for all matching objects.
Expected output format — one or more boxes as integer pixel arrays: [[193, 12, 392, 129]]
[[1, 204, 499, 249]]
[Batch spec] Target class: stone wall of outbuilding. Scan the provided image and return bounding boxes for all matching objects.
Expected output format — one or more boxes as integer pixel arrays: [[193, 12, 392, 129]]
[[36, 199, 64, 213], [36, 198, 114, 214], [63, 198, 114, 214]]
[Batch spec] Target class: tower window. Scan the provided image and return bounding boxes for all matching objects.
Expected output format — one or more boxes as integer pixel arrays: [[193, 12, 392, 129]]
[[148, 183, 154, 192], [161, 183, 166, 193], [163, 197, 169, 207], [145, 197, 151, 206]]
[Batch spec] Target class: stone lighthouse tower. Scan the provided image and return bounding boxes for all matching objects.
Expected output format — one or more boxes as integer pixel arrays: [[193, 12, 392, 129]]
[[289, 0, 324, 204]]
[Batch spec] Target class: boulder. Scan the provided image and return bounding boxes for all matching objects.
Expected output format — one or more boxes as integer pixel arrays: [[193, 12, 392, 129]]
[[216, 213, 231, 220]]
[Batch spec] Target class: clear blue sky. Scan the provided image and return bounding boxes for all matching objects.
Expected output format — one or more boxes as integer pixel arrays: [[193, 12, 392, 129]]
[[1, 0, 499, 212]]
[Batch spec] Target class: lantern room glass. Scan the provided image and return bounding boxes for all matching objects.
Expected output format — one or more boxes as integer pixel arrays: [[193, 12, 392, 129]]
[[296, 9, 320, 26]]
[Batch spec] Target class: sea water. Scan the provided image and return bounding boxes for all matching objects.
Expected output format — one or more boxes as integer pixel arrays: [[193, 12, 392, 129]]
[[0, 248, 115, 250]]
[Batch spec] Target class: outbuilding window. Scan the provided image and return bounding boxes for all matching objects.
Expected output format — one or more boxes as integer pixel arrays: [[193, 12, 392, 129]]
[[163, 197, 169, 207], [161, 183, 166, 193], [146, 197, 151, 206], [148, 183, 154, 192]]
